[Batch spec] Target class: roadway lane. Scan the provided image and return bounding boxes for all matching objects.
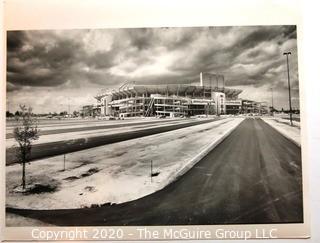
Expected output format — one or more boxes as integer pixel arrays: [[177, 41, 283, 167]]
[[7, 118, 303, 225], [6, 118, 217, 165], [6, 118, 183, 139]]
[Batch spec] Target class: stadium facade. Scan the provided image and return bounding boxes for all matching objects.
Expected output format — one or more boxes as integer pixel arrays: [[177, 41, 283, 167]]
[[93, 72, 268, 118]]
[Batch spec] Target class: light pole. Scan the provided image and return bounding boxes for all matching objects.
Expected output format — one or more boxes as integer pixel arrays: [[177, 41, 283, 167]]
[[68, 97, 70, 118], [283, 52, 293, 126], [271, 87, 274, 116]]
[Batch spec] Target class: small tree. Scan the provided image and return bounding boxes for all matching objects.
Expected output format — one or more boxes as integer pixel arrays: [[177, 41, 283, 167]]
[[73, 110, 79, 117], [6, 111, 14, 117], [13, 105, 40, 190]]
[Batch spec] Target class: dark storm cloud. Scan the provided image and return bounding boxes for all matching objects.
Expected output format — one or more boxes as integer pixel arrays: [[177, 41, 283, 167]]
[[86, 51, 115, 69], [6, 29, 135, 90], [6, 25, 300, 113], [127, 28, 155, 50], [7, 31, 87, 88], [8, 68, 69, 87], [167, 26, 297, 90], [236, 27, 278, 49], [247, 49, 261, 59], [125, 27, 204, 53], [7, 31, 27, 51], [283, 25, 297, 39], [41, 39, 84, 68], [7, 26, 298, 94], [84, 71, 125, 86], [233, 26, 296, 52], [161, 27, 202, 50]]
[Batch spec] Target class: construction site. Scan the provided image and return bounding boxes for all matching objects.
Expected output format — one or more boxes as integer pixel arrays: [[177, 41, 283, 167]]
[[93, 72, 269, 118], [94, 72, 249, 118]]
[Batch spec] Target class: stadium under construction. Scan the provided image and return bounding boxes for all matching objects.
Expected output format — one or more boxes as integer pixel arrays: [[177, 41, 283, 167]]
[[93, 72, 269, 118]]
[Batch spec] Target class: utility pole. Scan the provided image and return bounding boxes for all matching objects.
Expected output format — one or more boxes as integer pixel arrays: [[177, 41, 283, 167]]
[[63, 154, 66, 171], [216, 97, 219, 116], [68, 98, 70, 118], [283, 52, 293, 126], [271, 88, 274, 116], [206, 102, 208, 118], [150, 160, 153, 182]]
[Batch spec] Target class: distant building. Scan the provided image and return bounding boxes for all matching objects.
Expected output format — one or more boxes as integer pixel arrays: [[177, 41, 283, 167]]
[[81, 105, 100, 117], [241, 100, 255, 114], [258, 101, 269, 114], [225, 99, 242, 114], [241, 100, 269, 114], [211, 92, 226, 115]]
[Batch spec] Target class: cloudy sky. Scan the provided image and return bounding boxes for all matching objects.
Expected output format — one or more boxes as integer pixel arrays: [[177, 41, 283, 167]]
[[7, 26, 299, 113]]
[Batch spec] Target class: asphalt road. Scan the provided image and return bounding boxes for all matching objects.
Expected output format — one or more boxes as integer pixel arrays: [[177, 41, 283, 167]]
[[6, 118, 183, 138], [6, 118, 216, 165], [7, 118, 303, 225]]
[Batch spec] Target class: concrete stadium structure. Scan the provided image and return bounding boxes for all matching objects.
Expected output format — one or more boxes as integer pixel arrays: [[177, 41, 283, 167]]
[[95, 73, 241, 118], [94, 72, 268, 118]]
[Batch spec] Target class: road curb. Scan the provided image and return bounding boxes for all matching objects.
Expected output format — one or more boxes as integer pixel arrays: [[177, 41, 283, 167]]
[[166, 118, 245, 185], [261, 118, 301, 147]]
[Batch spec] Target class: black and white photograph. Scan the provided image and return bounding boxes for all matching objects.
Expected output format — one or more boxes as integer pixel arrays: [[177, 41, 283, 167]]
[[5, 25, 303, 227]]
